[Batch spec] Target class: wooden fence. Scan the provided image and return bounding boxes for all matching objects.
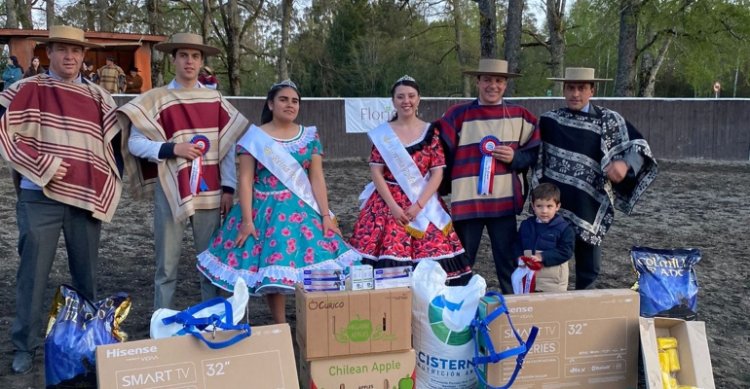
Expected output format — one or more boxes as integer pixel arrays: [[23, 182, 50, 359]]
[[114, 96, 750, 161]]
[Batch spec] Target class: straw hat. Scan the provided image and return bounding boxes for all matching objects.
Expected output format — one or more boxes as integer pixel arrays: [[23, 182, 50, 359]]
[[548, 67, 612, 82], [155, 33, 220, 56], [463, 59, 521, 78], [33, 25, 103, 49]]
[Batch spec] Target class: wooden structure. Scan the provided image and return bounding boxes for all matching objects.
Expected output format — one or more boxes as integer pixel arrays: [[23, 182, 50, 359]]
[[113, 96, 750, 161], [1, 29, 166, 92]]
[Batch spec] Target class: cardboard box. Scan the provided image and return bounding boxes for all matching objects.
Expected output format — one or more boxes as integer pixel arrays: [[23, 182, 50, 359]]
[[298, 348, 416, 389], [477, 289, 640, 389], [96, 324, 298, 389], [639, 317, 715, 389], [295, 284, 412, 360]]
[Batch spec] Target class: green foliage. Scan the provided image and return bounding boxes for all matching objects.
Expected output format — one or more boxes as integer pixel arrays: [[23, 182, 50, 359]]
[[17, 0, 750, 97]]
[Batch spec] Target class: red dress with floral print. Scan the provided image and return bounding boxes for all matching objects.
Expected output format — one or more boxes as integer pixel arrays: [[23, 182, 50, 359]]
[[349, 126, 472, 282]]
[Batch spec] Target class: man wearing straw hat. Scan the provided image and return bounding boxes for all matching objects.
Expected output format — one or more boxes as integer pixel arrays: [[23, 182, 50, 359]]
[[533, 67, 658, 289], [0, 25, 123, 374], [437, 59, 540, 293], [118, 33, 248, 310]]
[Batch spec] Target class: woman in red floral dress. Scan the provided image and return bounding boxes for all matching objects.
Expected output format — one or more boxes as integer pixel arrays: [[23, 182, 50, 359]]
[[349, 76, 472, 285]]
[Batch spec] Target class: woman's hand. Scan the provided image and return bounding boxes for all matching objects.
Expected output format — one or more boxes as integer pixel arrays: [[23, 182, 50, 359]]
[[323, 215, 342, 236], [390, 205, 411, 226], [404, 203, 422, 222], [235, 220, 259, 248]]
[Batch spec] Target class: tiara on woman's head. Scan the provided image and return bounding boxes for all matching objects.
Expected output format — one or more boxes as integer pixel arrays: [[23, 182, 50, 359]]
[[394, 75, 416, 84], [271, 79, 298, 90]]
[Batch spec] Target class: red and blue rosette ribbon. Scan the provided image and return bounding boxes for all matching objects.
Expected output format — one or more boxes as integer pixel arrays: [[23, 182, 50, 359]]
[[478, 135, 499, 195], [189, 135, 210, 195]]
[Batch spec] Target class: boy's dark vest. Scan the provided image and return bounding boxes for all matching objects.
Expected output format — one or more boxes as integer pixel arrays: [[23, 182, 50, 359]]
[[519, 214, 569, 253]]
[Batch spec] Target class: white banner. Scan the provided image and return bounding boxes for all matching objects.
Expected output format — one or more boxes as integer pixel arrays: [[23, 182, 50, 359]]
[[344, 98, 394, 133]]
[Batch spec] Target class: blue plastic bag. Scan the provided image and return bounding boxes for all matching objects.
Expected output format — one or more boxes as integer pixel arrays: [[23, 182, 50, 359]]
[[631, 246, 701, 319], [44, 285, 130, 388]]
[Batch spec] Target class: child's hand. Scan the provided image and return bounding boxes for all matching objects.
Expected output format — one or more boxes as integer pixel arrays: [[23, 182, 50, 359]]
[[531, 253, 543, 262]]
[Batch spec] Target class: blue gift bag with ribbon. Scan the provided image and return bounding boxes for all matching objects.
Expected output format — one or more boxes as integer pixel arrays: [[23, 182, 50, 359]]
[[44, 285, 130, 388]]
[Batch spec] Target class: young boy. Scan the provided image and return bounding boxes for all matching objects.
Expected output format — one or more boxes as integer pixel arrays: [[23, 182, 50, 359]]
[[515, 183, 575, 292]]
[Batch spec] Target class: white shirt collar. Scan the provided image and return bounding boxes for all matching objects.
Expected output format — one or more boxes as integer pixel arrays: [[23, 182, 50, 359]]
[[167, 78, 205, 90], [47, 69, 83, 84]]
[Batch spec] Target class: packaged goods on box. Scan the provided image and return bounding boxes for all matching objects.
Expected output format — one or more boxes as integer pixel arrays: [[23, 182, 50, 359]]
[[639, 317, 715, 389], [298, 348, 416, 389], [375, 265, 413, 289], [349, 264, 375, 290], [295, 284, 412, 359], [476, 289, 640, 389], [96, 324, 298, 389], [302, 268, 346, 292]]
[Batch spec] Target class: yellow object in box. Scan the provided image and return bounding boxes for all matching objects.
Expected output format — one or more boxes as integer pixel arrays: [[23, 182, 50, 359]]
[[660, 371, 681, 389], [657, 336, 681, 373]]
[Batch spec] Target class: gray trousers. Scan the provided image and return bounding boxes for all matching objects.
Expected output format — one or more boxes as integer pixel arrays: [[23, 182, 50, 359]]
[[153, 182, 221, 310], [12, 189, 101, 353]]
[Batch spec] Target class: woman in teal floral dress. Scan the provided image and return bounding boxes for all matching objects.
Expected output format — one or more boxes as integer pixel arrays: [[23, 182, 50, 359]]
[[197, 80, 359, 323]]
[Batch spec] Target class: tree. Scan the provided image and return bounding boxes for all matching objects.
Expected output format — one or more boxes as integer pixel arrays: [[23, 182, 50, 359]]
[[219, 0, 242, 95], [46, 0, 56, 28], [545, 0, 566, 95], [276, 0, 293, 81], [6, 0, 18, 28], [450, 0, 471, 96], [503, 0, 522, 95], [475, 0, 497, 58], [614, 0, 641, 96]]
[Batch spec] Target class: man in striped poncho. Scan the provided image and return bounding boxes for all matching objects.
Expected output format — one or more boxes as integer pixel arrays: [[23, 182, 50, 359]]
[[119, 33, 248, 310], [437, 59, 540, 293], [0, 25, 123, 375]]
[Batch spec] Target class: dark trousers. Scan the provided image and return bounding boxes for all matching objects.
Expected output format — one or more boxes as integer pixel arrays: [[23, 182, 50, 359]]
[[454, 216, 518, 294], [574, 237, 601, 290], [11, 189, 101, 353]]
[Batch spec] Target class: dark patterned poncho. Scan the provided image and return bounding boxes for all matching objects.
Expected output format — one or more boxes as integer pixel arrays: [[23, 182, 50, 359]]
[[532, 105, 658, 245]]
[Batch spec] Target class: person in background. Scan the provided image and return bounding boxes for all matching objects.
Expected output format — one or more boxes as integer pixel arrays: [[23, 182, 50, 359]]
[[81, 60, 96, 81], [199, 66, 218, 89], [349, 75, 471, 285], [23, 56, 45, 78], [197, 80, 359, 324], [2, 56, 23, 90], [97, 56, 125, 93], [514, 183, 575, 293], [436, 59, 540, 294], [125, 67, 143, 94], [118, 32, 248, 310], [534, 67, 658, 289], [0, 25, 123, 375]]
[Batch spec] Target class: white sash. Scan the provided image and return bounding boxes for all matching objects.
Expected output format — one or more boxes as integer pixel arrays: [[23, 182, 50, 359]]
[[361, 122, 452, 237], [238, 124, 332, 217]]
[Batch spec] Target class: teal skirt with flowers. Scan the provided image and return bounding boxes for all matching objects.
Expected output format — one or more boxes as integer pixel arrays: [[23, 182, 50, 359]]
[[197, 188, 360, 295]]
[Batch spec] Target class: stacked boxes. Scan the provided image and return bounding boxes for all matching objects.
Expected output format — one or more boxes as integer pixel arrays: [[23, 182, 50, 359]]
[[295, 285, 415, 388]]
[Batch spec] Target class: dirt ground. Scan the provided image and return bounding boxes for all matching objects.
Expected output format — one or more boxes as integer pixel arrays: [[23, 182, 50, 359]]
[[0, 159, 748, 388]]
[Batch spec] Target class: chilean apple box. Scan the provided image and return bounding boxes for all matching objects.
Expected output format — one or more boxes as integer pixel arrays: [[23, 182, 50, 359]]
[[298, 348, 416, 389], [295, 284, 412, 360]]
